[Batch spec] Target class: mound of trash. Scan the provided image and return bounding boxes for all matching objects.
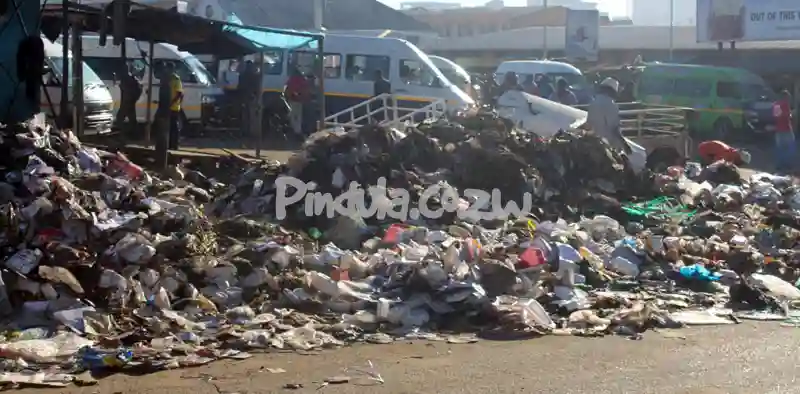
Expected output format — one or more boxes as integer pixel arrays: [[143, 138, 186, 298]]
[[0, 114, 798, 388]]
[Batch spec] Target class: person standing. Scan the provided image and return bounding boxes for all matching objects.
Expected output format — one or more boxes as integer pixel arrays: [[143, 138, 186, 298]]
[[116, 64, 142, 134], [773, 89, 795, 172], [155, 64, 172, 144], [285, 67, 311, 135], [373, 69, 391, 96], [549, 78, 578, 105], [153, 63, 178, 166], [372, 69, 391, 123], [239, 61, 260, 136], [521, 74, 539, 96], [163, 63, 184, 150], [536, 74, 554, 99], [586, 77, 628, 154], [496, 72, 522, 96]]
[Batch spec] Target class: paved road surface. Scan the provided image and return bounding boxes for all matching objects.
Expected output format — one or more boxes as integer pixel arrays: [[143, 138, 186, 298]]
[[19, 322, 800, 394]]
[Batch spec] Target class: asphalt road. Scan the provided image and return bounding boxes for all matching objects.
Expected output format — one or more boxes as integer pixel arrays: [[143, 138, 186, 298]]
[[18, 321, 800, 394]]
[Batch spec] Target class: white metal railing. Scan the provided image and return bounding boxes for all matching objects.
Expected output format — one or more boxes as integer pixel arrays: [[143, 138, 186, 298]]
[[574, 103, 693, 157], [324, 94, 447, 129]]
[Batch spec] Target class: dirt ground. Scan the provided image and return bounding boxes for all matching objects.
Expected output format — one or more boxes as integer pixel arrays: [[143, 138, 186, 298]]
[[16, 321, 800, 394]]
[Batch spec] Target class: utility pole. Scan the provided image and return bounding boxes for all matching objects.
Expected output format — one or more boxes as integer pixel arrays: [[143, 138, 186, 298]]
[[668, 0, 674, 61], [60, 0, 69, 128], [542, 0, 548, 59], [313, 0, 323, 31]]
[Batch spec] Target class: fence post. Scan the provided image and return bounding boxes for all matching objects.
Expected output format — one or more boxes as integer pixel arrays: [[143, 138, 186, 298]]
[[637, 112, 643, 137], [392, 95, 399, 123]]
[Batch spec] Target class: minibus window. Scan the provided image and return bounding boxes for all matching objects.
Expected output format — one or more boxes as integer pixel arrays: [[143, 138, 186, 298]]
[[83, 57, 123, 80], [290, 51, 315, 75], [345, 54, 389, 81], [153, 59, 195, 83], [716, 81, 742, 99], [290, 51, 342, 79], [184, 56, 215, 85], [674, 79, 712, 98], [128, 59, 146, 80], [638, 76, 675, 96], [399, 59, 439, 87], [263, 50, 284, 75], [323, 54, 342, 78], [742, 83, 776, 101], [49, 57, 104, 86]]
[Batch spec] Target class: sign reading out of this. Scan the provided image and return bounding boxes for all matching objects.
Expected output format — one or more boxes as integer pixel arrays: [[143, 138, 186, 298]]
[[696, 0, 800, 42]]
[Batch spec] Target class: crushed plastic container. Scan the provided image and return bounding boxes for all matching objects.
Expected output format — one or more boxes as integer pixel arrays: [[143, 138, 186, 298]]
[[79, 346, 133, 369], [608, 256, 640, 277]]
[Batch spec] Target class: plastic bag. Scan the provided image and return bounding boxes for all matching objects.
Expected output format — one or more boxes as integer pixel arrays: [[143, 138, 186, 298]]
[[0, 332, 93, 362]]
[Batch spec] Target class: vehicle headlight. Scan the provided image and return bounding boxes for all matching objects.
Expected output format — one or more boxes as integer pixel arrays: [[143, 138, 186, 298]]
[[201, 95, 216, 104]]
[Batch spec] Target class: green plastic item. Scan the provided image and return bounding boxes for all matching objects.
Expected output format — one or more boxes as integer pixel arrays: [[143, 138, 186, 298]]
[[308, 227, 322, 240], [621, 196, 697, 222]]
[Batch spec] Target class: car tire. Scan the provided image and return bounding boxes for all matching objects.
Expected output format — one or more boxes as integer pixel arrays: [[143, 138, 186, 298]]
[[713, 117, 733, 141]]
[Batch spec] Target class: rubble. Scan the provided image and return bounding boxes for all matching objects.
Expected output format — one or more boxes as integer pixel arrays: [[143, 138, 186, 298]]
[[0, 112, 798, 388]]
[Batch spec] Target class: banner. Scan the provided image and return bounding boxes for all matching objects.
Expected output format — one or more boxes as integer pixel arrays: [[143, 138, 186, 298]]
[[697, 0, 800, 42], [565, 10, 599, 62]]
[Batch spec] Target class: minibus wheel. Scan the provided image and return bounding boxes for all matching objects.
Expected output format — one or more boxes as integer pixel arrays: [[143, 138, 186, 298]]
[[712, 117, 733, 141]]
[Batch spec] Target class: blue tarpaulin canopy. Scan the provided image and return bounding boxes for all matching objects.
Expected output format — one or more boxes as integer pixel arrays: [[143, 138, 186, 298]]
[[41, 1, 322, 58], [224, 14, 321, 51]]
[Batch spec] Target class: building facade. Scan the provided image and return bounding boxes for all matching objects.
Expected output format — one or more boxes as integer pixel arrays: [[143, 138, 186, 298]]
[[526, 0, 597, 10], [632, 0, 695, 26], [406, 5, 611, 38], [400, 1, 462, 10]]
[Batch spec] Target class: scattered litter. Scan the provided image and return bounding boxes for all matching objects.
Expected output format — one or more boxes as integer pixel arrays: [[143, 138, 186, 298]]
[[0, 109, 795, 388]]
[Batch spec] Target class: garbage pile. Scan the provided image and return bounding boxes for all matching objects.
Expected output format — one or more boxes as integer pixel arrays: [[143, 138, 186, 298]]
[[0, 115, 799, 388]]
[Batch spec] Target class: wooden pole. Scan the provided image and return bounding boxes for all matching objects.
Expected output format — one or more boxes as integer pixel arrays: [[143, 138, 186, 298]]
[[542, 0, 548, 59], [255, 51, 264, 158], [60, 0, 70, 128], [144, 41, 154, 143], [317, 37, 325, 131], [72, 22, 84, 137]]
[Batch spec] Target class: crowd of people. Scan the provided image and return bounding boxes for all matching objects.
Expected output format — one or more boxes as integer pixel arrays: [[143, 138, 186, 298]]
[[114, 61, 184, 152], [494, 71, 578, 106], [111, 57, 799, 174]]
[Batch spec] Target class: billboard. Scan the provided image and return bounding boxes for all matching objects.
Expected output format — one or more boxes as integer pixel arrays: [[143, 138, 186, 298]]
[[697, 0, 800, 42], [565, 9, 599, 62]]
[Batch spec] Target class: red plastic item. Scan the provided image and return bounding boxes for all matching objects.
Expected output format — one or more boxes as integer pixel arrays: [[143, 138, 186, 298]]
[[108, 153, 143, 180], [518, 248, 547, 270], [36, 228, 64, 242], [382, 224, 409, 244], [331, 267, 350, 281]]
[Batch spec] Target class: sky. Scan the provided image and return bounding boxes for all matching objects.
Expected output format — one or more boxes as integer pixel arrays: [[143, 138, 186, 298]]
[[377, 0, 629, 17]]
